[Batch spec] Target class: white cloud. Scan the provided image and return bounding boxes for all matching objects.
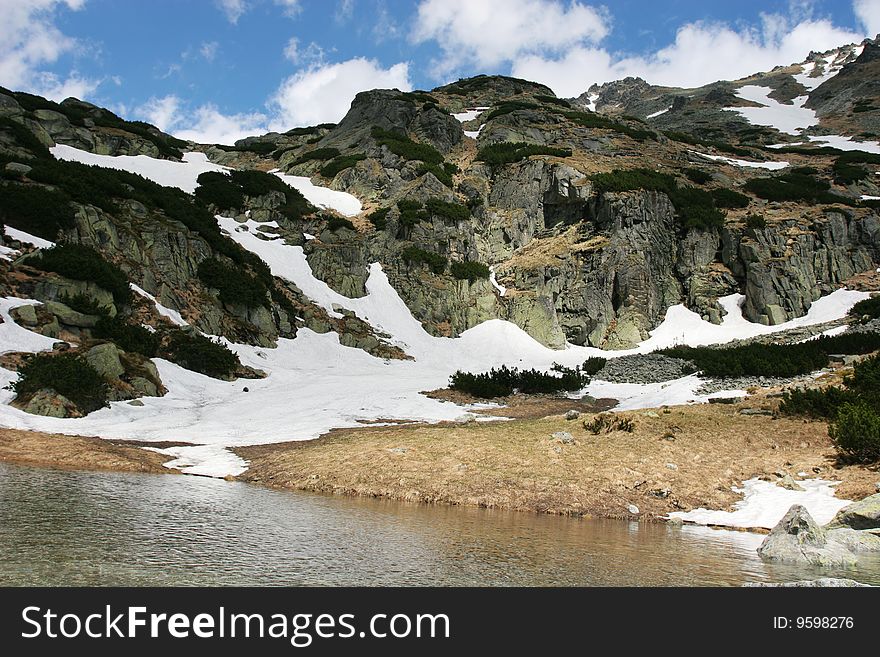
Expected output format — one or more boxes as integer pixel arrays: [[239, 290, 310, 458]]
[[269, 57, 411, 128], [275, 0, 301, 18], [335, 0, 355, 22], [136, 94, 268, 145], [200, 41, 220, 62], [854, 0, 880, 35], [512, 15, 867, 98], [411, 0, 608, 76], [0, 0, 99, 100], [283, 38, 324, 65], [216, 0, 247, 24], [135, 57, 411, 144]]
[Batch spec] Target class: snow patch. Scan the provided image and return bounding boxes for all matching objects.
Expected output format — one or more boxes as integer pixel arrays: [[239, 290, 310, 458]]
[[271, 170, 362, 217], [3, 226, 55, 250], [691, 150, 789, 170], [488, 266, 507, 297], [646, 106, 671, 119], [146, 444, 248, 478], [0, 298, 60, 355], [50, 145, 228, 194], [668, 478, 851, 530], [129, 284, 188, 327], [726, 86, 816, 136]]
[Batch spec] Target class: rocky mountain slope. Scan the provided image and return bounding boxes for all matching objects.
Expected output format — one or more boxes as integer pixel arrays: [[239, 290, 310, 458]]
[[1, 38, 880, 423]]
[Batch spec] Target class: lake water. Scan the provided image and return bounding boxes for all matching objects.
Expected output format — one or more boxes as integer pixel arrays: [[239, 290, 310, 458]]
[[1, 462, 878, 586]]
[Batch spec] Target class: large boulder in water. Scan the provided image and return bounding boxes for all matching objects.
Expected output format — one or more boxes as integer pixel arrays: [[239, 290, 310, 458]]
[[757, 505, 857, 567]]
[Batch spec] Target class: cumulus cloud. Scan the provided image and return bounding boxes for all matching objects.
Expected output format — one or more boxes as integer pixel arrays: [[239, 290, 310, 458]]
[[513, 14, 867, 97], [854, 0, 880, 36], [0, 0, 99, 100], [269, 57, 411, 128], [136, 94, 269, 145], [215, 0, 247, 24], [283, 37, 324, 65], [411, 0, 608, 76]]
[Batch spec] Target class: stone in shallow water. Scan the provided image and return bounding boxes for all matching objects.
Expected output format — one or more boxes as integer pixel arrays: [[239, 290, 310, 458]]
[[758, 504, 857, 567], [825, 493, 880, 530]]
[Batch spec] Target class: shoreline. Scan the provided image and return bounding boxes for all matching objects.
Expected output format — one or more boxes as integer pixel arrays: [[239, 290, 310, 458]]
[[1, 399, 877, 526]]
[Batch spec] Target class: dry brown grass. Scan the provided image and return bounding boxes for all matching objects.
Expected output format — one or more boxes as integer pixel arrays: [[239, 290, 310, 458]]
[[0, 428, 179, 475], [236, 401, 879, 521]]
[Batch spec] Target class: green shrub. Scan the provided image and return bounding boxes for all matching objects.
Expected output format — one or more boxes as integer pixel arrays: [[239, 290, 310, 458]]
[[663, 131, 753, 156], [59, 293, 111, 316], [0, 116, 50, 158], [366, 208, 389, 230], [319, 154, 367, 178], [832, 160, 869, 185], [163, 330, 240, 379], [830, 402, 880, 462], [214, 142, 278, 156], [486, 101, 539, 120], [450, 260, 490, 281], [745, 213, 767, 229], [33, 244, 131, 304], [0, 183, 76, 239], [93, 316, 160, 358], [417, 161, 458, 187], [683, 168, 713, 185], [197, 258, 268, 308], [402, 246, 447, 274], [851, 295, 880, 320], [193, 172, 245, 209], [582, 357, 607, 375], [535, 95, 571, 108], [779, 386, 857, 419], [292, 147, 341, 164], [667, 187, 726, 229], [326, 216, 356, 231], [425, 198, 470, 223], [397, 199, 428, 227], [848, 354, 880, 399], [560, 110, 654, 141], [790, 166, 819, 175], [285, 123, 335, 137], [660, 332, 880, 378], [711, 187, 750, 209], [449, 364, 588, 398], [476, 142, 572, 168], [12, 353, 108, 414], [590, 168, 676, 194], [371, 127, 443, 164], [743, 172, 855, 205]]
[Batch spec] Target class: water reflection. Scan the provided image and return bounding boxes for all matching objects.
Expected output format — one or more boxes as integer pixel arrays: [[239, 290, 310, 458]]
[[1, 463, 877, 586]]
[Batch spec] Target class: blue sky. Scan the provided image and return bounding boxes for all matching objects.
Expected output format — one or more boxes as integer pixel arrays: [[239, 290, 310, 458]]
[[2, 0, 879, 143]]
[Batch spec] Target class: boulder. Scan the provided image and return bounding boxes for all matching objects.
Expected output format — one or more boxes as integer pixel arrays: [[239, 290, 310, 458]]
[[757, 505, 857, 567], [4, 161, 32, 177], [44, 301, 102, 328], [10, 304, 38, 326], [23, 388, 77, 418], [85, 343, 125, 379], [129, 376, 159, 398], [825, 493, 880, 530], [552, 431, 575, 444]]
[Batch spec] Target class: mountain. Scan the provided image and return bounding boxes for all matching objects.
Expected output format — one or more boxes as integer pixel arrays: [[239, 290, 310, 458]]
[[0, 37, 879, 455]]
